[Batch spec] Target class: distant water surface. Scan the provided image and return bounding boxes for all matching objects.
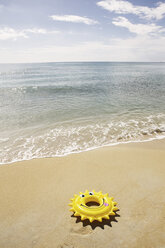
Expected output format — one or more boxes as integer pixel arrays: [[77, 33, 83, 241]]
[[0, 62, 165, 163]]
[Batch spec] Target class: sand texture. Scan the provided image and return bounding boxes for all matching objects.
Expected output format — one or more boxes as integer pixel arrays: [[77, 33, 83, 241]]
[[0, 140, 165, 248]]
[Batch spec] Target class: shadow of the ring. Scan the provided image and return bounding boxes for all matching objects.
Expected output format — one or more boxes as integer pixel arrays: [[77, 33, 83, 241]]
[[71, 210, 120, 230]]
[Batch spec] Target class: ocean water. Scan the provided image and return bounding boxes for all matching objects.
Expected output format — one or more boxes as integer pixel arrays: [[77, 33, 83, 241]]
[[0, 62, 165, 164]]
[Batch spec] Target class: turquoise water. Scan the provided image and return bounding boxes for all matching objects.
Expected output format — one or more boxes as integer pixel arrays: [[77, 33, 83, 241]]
[[0, 62, 165, 163]]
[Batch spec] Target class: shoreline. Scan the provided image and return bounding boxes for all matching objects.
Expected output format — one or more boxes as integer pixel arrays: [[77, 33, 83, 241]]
[[1, 135, 165, 165], [0, 139, 165, 248]]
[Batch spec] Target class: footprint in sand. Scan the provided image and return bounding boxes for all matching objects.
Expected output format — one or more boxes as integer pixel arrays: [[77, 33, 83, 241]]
[[70, 226, 92, 235], [58, 243, 74, 248]]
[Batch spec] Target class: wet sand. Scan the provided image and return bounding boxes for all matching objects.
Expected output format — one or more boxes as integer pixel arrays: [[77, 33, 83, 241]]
[[0, 140, 165, 248]]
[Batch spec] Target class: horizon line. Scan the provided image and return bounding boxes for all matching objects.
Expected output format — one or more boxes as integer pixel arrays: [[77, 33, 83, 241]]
[[0, 61, 165, 65]]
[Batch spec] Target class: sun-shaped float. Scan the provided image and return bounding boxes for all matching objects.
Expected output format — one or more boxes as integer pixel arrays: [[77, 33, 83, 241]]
[[69, 190, 118, 223]]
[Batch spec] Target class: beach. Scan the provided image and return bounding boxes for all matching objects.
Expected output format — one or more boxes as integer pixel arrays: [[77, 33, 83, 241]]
[[0, 139, 165, 248]]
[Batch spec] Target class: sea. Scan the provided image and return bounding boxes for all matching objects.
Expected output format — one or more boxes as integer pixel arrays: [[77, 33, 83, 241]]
[[0, 62, 165, 164]]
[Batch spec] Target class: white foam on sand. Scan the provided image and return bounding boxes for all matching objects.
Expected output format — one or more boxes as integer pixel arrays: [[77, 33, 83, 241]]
[[0, 113, 165, 164]]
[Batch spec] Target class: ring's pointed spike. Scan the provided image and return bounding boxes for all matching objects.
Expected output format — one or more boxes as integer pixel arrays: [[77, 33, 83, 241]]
[[110, 197, 114, 201], [79, 192, 83, 195], [113, 202, 117, 205], [113, 207, 118, 211], [93, 189, 96, 193], [69, 208, 74, 212], [70, 198, 74, 201], [74, 212, 80, 217], [81, 215, 86, 221], [98, 191, 102, 194], [89, 217, 94, 223], [97, 217, 102, 222], [74, 194, 78, 198], [85, 190, 89, 194], [68, 203, 72, 206], [110, 211, 115, 216], [104, 193, 109, 197], [104, 215, 110, 220]]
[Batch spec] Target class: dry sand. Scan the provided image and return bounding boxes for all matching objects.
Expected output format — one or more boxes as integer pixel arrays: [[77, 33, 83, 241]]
[[0, 140, 165, 248]]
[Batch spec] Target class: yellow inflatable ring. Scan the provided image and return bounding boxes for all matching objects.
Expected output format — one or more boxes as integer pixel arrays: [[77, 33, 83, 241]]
[[69, 190, 118, 223]]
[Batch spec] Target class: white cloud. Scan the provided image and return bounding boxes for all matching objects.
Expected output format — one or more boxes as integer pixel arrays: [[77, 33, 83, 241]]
[[24, 28, 47, 34], [112, 16, 165, 35], [0, 27, 59, 40], [0, 27, 28, 40], [97, 0, 165, 20], [50, 15, 98, 25]]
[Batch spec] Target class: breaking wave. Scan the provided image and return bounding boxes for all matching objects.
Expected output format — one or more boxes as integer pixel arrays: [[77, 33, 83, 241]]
[[0, 114, 165, 164]]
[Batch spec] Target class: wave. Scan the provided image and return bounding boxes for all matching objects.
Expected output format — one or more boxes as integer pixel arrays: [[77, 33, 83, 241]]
[[0, 84, 103, 96], [0, 114, 165, 164]]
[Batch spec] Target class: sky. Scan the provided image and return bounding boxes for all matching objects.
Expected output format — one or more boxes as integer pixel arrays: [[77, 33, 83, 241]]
[[0, 0, 165, 63]]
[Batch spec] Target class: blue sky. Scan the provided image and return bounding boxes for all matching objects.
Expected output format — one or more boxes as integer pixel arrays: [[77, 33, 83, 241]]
[[0, 0, 165, 62]]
